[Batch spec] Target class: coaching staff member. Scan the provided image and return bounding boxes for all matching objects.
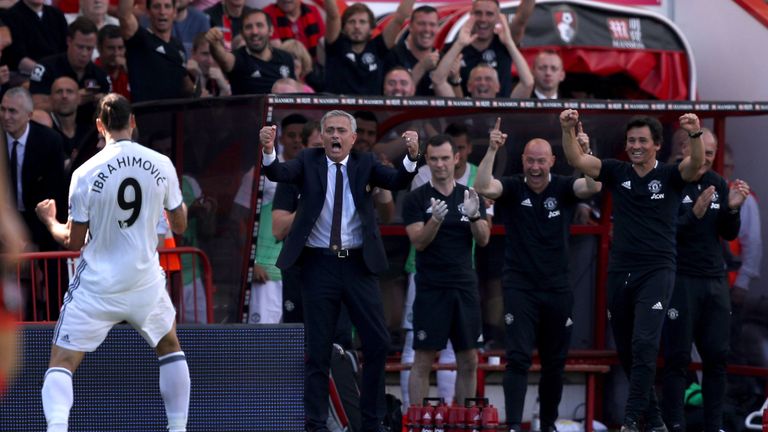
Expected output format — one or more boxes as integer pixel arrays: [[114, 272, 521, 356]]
[[560, 109, 704, 431], [260, 110, 419, 432], [661, 129, 750, 431], [403, 134, 490, 408], [475, 119, 601, 432]]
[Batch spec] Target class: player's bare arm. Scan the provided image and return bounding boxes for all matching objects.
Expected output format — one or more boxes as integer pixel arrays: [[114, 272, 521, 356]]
[[35, 199, 88, 251]]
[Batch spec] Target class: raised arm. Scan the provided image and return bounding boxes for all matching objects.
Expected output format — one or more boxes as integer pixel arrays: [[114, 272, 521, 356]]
[[509, 0, 535, 45], [432, 19, 476, 97], [571, 122, 602, 198], [381, 0, 414, 49], [205, 28, 236, 73], [496, 11, 533, 98], [474, 117, 506, 199], [677, 113, 705, 182], [560, 109, 601, 178], [118, 0, 139, 40], [324, 0, 342, 45]]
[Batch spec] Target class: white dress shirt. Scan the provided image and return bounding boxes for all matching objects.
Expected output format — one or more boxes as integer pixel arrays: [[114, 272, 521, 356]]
[[262, 150, 417, 249]]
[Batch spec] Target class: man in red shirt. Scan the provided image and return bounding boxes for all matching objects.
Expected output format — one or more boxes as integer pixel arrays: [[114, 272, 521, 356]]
[[264, 0, 325, 59], [94, 24, 130, 100]]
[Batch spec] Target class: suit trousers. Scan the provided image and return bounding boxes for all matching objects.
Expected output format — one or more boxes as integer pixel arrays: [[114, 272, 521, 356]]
[[300, 248, 389, 432]]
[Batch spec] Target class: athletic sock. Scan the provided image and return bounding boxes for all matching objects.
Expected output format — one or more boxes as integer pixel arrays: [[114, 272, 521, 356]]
[[42, 367, 73, 432], [158, 351, 190, 432]]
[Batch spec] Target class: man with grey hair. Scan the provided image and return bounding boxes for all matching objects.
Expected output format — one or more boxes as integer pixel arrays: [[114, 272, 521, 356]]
[[260, 109, 420, 432], [1, 86, 66, 319]]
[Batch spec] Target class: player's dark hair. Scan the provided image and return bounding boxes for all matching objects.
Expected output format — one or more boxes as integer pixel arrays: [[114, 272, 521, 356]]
[[426, 134, 457, 154], [411, 5, 438, 21], [301, 120, 321, 146], [97, 24, 122, 49], [352, 110, 377, 124], [282, 113, 308, 129], [444, 123, 469, 138], [146, 0, 176, 12], [96, 93, 132, 131], [342, 3, 375, 29], [68, 16, 99, 38], [242, 9, 272, 32], [625, 115, 663, 146]]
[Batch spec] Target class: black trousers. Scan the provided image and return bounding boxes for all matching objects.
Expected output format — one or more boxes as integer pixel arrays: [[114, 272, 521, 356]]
[[282, 264, 354, 349], [300, 248, 389, 432], [608, 268, 675, 424], [502, 275, 573, 428], [662, 274, 730, 432]]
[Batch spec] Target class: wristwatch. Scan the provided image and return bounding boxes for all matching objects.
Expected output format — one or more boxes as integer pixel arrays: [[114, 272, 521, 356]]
[[688, 130, 704, 138], [407, 152, 421, 162], [468, 214, 482, 222], [448, 76, 462, 86]]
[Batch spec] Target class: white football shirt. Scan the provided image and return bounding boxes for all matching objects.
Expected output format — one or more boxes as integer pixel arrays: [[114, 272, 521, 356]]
[[68, 139, 183, 295]]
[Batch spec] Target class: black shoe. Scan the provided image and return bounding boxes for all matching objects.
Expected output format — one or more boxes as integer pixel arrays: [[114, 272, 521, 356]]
[[506, 423, 521, 432], [621, 421, 640, 432], [647, 424, 668, 432]]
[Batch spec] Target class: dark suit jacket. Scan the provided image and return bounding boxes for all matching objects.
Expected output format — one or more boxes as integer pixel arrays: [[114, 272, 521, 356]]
[[262, 148, 415, 274], [17, 121, 67, 248]]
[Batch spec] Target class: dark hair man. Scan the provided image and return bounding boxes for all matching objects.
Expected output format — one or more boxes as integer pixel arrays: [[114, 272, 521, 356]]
[[560, 109, 705, 431]]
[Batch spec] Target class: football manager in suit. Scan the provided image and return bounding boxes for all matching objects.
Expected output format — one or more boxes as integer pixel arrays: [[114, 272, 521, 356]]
[[260, 109, 420, 432]]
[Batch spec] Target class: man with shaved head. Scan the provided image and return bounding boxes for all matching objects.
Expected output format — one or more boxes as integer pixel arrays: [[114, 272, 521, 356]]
[[474, 119, 601, 432], [47, 76, 92, 164]]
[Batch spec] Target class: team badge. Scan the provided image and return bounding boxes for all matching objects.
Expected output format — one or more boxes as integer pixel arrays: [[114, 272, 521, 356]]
[[712, 190, 719, 202], [553, 7, 578, 43], [648, 180, 662, 193], [544, 197, 558, 211], [416, 330, 427, 341], [362, 53, 376, 65], [279, 65, 291, 78], [667, 308, 679, 320], [284, 300, 295, 312], [30, 64, 46, 82], [504, 313, 514, 325], [482, 49, 497, 64]]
